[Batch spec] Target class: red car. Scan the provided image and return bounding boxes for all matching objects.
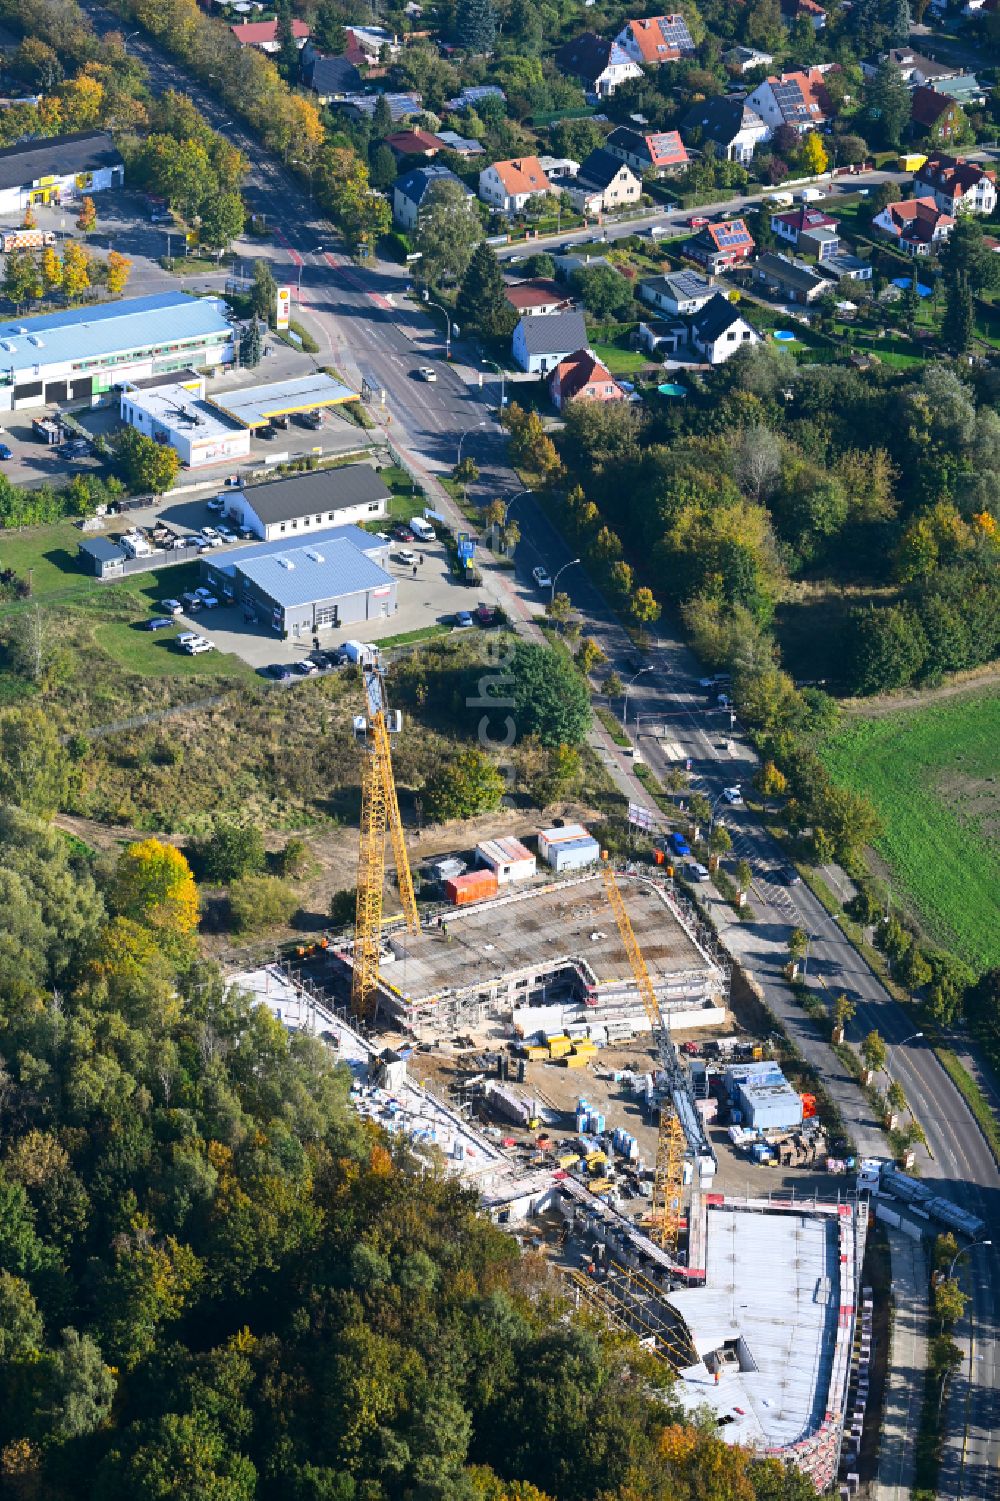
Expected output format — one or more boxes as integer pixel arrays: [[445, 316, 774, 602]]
[[393, 524, 415, 542], [474, 603, 497, 626], [689, 215, 709, 230]]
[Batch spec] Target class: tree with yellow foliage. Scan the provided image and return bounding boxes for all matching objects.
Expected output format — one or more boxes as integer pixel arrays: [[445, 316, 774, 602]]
[[61, 241, 91, 301], [76, 195, 97, 233], [802, 131, 828, 176], [57, 73, 105, 131], [21, 202, 36, 229], [41, 245, 62, 294], [106, 249, 132, 297], [107, 838, 200, 959]]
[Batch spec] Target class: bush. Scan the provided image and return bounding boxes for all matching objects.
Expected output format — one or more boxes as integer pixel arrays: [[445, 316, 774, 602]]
[[197, 820, 266, 884], [229, 874, 297, 932], [425, 749, 505, 822]]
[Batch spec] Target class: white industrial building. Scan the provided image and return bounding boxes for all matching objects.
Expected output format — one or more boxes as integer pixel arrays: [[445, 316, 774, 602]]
[[119, 375, 251, 469], [0, 292, 234, 412], [475, 837, 537, 885], [225, 463, 391, 542], [0, 130, 123, 215], [538, 823, 600, 872]]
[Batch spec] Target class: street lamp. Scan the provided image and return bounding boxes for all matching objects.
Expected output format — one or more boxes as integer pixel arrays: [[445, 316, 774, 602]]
[[885, 1030, 924, 1081], [550, 556, 580, 604], [122, 28, 142, 52], [456, 421, 488, 469], [623, 664, 653, 726], [481, 355, 506, 409], [421, 290, 453, 358], [947, 1238, 992, 1281], [504, 488, 531, 524]]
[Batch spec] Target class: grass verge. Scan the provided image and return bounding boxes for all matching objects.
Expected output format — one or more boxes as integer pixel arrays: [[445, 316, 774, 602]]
[[379, 623, 452, 649], [595, 704, 629, 746]]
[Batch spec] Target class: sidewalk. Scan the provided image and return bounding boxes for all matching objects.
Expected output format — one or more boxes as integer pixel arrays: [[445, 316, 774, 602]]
[[877, 1229, 929, 1501]]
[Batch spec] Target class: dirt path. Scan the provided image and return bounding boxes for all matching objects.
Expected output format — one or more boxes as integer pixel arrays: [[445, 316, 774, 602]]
[[841, 663, 1000, 718]]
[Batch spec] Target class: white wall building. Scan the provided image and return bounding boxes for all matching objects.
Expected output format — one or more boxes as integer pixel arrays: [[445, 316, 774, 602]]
[[120, 376, 251, 470], [226, 463, 391, 543], [0, 130, 123, 216]]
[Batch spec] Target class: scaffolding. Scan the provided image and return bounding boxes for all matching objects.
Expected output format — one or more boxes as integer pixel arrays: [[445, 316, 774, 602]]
[[562, 1264, 697, 1369]]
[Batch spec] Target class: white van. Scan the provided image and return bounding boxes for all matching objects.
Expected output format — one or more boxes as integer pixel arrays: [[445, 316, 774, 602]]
[[410, 516, 436, 542]]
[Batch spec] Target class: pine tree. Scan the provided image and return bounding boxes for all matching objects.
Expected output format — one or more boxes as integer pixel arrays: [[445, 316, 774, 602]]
[[456, 241, 514, 336], [372, 94, 393, 140], [887, 0, 910, 44], [456, 0, 496, 53], [275, 0, 301, 83], [313, 0, 348, 52], [943, 273, 973, 354], [240, 320, 264, 367]]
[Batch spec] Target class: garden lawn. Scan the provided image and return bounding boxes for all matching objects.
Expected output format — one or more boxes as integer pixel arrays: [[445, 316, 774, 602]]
[[590, 342, 650, 376], [820, 688, 1000, 971], [92, 619, 258, 680], [0, 521, 97, 603]]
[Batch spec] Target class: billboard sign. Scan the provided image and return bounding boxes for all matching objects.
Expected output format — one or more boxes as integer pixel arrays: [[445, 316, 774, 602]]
[[276, 286, 291, 330], [627, 801, 655, 832]]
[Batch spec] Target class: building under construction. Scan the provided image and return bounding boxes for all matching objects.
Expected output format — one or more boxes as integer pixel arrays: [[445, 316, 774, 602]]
[[335, 870, 729, 1040]]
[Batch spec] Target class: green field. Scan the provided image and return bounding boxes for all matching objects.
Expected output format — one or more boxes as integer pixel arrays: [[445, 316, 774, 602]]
[[820, 689, 1000, 971]]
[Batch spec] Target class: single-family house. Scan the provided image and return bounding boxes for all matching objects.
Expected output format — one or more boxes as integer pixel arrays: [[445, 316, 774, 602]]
[[512, 308, 589, 373], [746, 67, 831, 132], [690, 294, 760, 364], [816, 252, 872, 283], [554, 34, 643, 98], [344, 24, 399, 61], [605, 126, 689, 176], [335, 92, 422, 124], [722, 45, 774, 73], [230, 18, 310, 53], [613, 14, 695, 65], [680, 97, 770, 162], [916, 153, 997, 214], [479, 156, 552, 213], [860, 47, 959, 86], [873, 195, 955, 254], [639, 268, 715, 315], [771, 205, 839, 256], [553, 148, 642, 213], [303, 53, 363, 103], [385, 128, 444, 161], [392, 163, 465, 230], [910, 85, 966, 141], [687, 218, 755, 272], [552, 251, 612, 281], [504, 279, 574, 317], [754, 251, 828, 303], [549, 349, 627, 410], [638, 318, 689, 356]]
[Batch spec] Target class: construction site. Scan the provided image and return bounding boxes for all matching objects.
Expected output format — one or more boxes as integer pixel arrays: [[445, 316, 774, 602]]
[[221, 654, 875, 1495]]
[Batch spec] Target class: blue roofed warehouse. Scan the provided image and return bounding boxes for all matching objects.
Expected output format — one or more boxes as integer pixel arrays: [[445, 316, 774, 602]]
[[200, 524, 397, 640]]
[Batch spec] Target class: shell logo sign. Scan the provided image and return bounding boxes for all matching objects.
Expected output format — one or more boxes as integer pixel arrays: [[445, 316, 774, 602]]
[[276, 286, 291, 331]]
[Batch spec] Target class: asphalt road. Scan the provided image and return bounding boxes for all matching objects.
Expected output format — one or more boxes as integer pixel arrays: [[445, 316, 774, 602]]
[[78, 10, 1000, 1489]]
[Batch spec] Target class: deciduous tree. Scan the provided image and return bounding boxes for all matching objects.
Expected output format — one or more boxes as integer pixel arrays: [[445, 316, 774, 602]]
[[76, 195, 97, 233], [425, 748, 505, 820], [112, 427, 180, 494], [107, 838, 200, 956], [414, 178, 482, 286], [105, 250, 132, 296]]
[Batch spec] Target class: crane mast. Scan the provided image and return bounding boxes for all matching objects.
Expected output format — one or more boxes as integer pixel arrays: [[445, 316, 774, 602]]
[[352, 658, 419, 1021], [601, 858, 686, 1254]]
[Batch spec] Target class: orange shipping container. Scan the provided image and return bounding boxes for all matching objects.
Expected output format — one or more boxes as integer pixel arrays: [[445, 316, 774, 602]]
[[444, 869, 499, 905]]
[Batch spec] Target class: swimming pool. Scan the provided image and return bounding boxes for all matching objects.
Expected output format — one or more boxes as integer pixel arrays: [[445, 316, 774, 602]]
[[773, 330, 796, 342], [657, 382, 687, 396]]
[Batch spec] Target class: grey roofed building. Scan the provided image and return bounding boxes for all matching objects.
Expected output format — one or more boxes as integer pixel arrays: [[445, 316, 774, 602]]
[[691, 292, 747, 344], [512, 307, 588, 372], [243, 465, 391, 527], [680, 95, 769, 159], [233, 536, 392, 608], [392, 162, 466, 228], [574, 146, 632, 190], [816, 252, 872, 281], [639, 268, 714, 315], [79, 535, 126, 578], [335, 92, 422, 122], [0, 129, 122, 192], [754, 251, 827, 302], [552, 252, 612, 280], [303, 53, 363, 100]]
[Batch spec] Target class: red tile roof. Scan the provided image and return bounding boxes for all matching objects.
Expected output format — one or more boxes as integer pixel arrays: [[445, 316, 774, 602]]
[[881, 195, 954, 242], [489, 157, 552, 196], [916, 152, 995, 198], [504, 279, 571, 311], [386, 129, 443, 155], [705, 217, 754, 252], [646, 129, 688, 167], [620, 15, 694, 62], [773, 206, 837, 233], [231, 18, 309, 45], [551, 349, 624, 403]]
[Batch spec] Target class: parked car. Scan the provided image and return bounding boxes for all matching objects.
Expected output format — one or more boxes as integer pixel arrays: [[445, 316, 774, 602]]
[[396, 548, 418, 566], [0, 443, 13, 461], [532, 565, 552, 590], [722, 786, 743, 806], [293, 659, 319, 675], [206, 496, 225, 513], [454, 610, 474, 628], [215, 525, 236, 542], [717, 692, 731, 709], [686, 861, 710, 882], [668, 832, 690, 857], [180, 593, 203, 612], [201, 526, 219, 541], [258, 425, 277, 440], [199, 595, 220, 609], [145, 616, 174, 631], [238, 528, 256, 540], [183, 636, 215, 655], [699, 673, 730, 689], [161, 599, 183, 615], [177, 632, 201, 647], [474, 603, 497, 626], [194, 587, 214, 599], [267, 663, 293, 681], [775, 867, 801, 886], [393, 524, 415, 542]]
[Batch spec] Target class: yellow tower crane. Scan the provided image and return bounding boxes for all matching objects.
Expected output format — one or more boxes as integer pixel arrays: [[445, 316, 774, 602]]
[[601, 857, 686, 1255], [352, 656, 419, 1021]]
